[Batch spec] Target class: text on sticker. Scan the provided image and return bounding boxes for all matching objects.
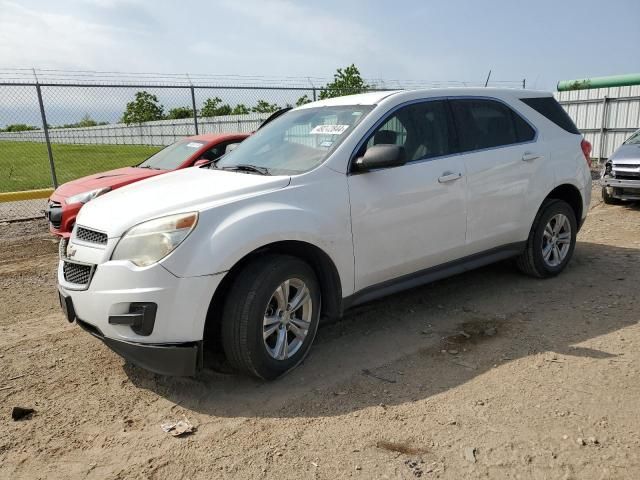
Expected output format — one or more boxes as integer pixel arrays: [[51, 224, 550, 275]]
[[310, 124, 350, 135]]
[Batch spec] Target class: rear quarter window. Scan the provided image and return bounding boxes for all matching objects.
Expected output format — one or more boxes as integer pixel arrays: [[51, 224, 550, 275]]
[[520, 97, 580, 135]]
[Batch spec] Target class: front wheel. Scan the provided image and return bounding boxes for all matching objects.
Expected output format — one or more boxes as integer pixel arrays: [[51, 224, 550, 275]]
[[516, 199, 577, 278], [221, 255, 321, 380]]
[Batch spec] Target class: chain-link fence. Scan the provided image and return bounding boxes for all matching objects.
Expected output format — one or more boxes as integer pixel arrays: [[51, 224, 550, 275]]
[[0, 70, 527, 221]]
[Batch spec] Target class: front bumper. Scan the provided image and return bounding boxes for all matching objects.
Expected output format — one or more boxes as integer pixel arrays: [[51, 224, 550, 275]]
[[601, 177, 640, 200], [74, 314, 202, 376], [46, 195, 81, 238], [58, 257, 225, 376]]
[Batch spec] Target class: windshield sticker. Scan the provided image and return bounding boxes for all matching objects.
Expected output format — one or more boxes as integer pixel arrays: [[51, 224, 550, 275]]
[[310, 124, 350, 135], [186, 142, 204, 148], [320, 140, 334, 148]]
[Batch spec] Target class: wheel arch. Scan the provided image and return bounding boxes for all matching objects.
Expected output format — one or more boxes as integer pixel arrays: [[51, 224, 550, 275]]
[[541, 183, 584, 230], [202, 240, 344, 355]]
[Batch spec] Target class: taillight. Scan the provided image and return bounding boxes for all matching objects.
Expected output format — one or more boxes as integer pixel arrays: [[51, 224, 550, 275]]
[[581, 139, 592, 168]]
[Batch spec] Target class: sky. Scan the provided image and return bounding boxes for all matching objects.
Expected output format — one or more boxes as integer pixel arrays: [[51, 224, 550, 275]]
[[1, 0, 639, 91]]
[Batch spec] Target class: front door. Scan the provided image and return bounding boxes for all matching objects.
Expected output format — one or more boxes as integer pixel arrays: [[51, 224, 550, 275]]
[[348, 100, 467, 291]]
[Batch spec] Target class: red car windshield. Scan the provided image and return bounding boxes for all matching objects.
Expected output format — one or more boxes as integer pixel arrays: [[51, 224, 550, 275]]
[[138, 140, 206, 170]]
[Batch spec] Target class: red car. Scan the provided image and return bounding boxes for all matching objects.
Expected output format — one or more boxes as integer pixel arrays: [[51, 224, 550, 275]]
[[46, 133, 249, 237]]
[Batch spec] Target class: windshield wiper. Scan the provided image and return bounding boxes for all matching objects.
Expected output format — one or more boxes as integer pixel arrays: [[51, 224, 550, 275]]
[[221, 164, 270, 175]]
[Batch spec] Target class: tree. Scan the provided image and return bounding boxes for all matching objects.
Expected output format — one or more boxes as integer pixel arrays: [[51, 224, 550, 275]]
[[296, 94, 312, 107], [166, 107, 194, 120], [251, 100, 280, 114], [122, 91, 164, 124], [319, 64, 370, 100], [231, 104, 250, 115], [54, 115, 108, 129], [201, 97, 233, 117], [76, 114, 99, 128], [2, 123, 38, 132]]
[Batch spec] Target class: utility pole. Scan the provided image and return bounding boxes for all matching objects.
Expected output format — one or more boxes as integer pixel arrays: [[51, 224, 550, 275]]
[[34, 68, 58, 188]]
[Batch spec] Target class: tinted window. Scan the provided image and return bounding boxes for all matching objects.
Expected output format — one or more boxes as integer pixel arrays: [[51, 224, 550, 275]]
[[520, 97, 580, 134], [451, 99, 527, 152], [512, 110, 536, 142], [363, 100, 456, 162]]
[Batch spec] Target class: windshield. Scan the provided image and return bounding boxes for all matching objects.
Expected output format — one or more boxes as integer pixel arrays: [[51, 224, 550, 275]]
[[138, 139, 205, 170], [624, 130, 640, 145], [215, 105, 373, 175]]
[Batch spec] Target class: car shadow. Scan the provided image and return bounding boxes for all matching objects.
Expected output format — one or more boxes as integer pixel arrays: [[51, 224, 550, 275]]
[[123, 241, 639, 419]]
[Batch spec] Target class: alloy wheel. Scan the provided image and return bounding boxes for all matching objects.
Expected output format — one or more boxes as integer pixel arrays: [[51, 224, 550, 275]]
[[262, 278, 313, 360], [541, 213, 571, 267]]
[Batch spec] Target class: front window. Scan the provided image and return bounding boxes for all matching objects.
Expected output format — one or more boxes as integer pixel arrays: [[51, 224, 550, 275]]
[[360, 100, 456, 162], [624, 130, 640, 145], [138, 139, 206, 170], [215, 105, 373, 175]]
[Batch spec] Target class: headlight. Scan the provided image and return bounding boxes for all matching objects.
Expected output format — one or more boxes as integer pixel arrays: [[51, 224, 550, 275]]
[[66, 187, 111, 205], [111, 212, 198, 267]]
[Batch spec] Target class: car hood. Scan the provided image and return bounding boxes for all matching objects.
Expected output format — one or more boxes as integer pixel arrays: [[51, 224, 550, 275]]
[[610, 144, 640, 164], [54, 167, 165, 198], [76, 167, 291, 237]]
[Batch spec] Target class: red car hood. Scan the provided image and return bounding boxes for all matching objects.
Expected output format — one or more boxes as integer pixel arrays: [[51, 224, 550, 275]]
[[54, 167, 166, 198]]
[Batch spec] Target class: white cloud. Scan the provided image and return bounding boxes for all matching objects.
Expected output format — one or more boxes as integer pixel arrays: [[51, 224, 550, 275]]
[[0, 0, 440, 82], [0, 0, 152, 71], [214, 0, 410, 76]]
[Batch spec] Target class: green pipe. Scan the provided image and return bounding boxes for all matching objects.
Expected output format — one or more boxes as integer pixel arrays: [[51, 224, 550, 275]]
[[557, 73, 640, 91]]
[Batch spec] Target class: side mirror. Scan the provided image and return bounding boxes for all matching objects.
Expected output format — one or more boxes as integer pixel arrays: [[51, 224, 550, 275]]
[[354, 145, 406, 172], [193, 158, 209, 167]]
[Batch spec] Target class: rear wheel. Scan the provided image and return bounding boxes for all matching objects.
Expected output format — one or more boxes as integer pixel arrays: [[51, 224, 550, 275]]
[[221, 255, 320, 380], [516, 199, 577, 278]]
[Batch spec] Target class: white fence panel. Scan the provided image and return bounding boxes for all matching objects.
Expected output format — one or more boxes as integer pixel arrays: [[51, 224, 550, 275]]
[[555, 86, 640, 160], [0, 113, 269, 146]]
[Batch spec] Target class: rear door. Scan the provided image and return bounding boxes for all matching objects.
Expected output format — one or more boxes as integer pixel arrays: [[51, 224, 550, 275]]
[[348, 99, 467, 291], [450, 98, 539, 254]]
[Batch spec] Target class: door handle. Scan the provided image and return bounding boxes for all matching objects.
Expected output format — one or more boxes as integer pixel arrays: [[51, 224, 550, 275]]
[[521, 152, 540, 162], [438, 172, 463, 183]]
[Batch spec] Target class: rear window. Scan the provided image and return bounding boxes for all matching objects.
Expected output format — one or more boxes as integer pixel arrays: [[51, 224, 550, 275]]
[[520, 97, 580, 135]]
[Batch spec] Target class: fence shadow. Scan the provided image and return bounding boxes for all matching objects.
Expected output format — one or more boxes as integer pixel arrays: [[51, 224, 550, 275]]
[[124, 240, 639, 418]]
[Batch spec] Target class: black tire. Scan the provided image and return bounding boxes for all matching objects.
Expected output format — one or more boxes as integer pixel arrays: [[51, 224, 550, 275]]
[[221, 254, 321, 380], [516, 199, 577, 278], [601, 186, 621, 205]]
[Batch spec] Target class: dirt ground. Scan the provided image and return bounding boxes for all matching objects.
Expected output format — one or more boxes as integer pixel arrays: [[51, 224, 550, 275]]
[[1, 186, 639, 479]]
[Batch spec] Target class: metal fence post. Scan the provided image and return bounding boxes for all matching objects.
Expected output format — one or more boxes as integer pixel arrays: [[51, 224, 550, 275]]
[[35, 83, 58, 188], [190, 86, 199, 135], [312, 88, 317, 102], [598, 96, 609, 161]]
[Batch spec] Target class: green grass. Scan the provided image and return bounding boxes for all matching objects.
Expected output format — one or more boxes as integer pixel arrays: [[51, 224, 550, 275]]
[[0, 141, 163, 193]]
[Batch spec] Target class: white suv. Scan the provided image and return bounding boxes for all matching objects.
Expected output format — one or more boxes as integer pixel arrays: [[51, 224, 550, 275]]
[[57, 88, 592, 379]]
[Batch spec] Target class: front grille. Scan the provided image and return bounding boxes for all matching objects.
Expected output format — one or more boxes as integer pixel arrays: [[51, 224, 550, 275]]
[[613, 163, 640, 169], [613, 173, 640, 181], [76, 226, 107, 245], [63, 261, 94, 286]]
